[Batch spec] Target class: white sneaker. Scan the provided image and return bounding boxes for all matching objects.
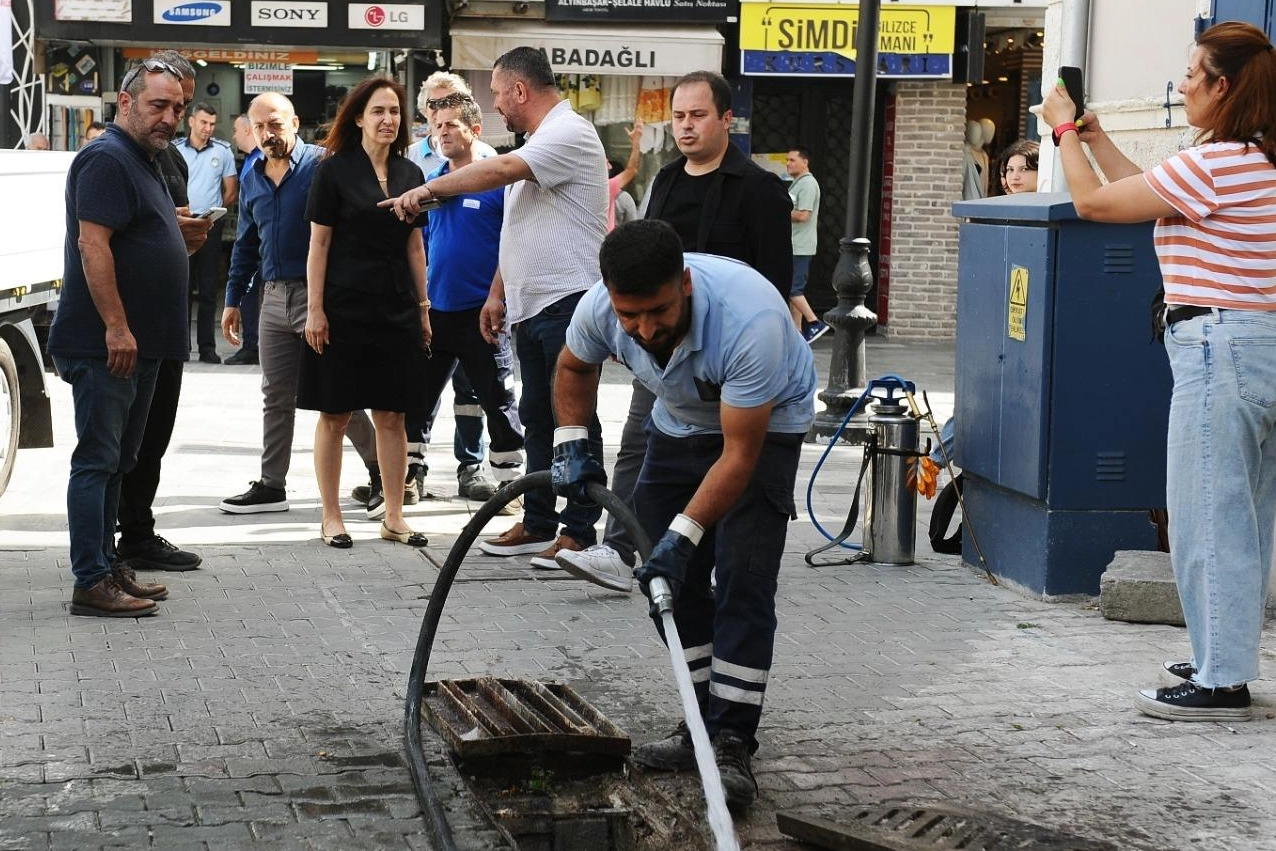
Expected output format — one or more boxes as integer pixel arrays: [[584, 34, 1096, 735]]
[[555, 544, 634, 592]]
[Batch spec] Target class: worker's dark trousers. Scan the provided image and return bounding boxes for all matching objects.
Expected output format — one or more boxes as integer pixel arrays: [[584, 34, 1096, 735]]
[[632, 425, 801, 751]]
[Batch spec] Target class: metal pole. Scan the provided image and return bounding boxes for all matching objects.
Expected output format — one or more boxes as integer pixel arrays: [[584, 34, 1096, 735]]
[[808, 0, 882, 441]]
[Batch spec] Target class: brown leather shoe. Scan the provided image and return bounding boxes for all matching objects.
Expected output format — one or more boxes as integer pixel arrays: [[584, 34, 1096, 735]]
[[478, 522, 555, 557], [112, 562, 168, 601], [70, 576, 158, 617], [529, 535, 583, 570]]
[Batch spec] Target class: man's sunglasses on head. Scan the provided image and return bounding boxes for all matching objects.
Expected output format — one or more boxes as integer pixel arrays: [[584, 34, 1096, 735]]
[[121, 58, 185, 92], [425, 93, 472, 110]]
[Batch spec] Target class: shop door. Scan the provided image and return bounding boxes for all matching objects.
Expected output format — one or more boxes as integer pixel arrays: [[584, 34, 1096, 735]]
[[749, 79, 884, 319]]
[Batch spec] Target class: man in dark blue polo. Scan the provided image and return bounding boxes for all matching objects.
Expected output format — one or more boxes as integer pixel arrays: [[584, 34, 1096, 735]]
[[48, 58, 205, 617], [218, 92, 378, 514], [407, 96, 524, 508]]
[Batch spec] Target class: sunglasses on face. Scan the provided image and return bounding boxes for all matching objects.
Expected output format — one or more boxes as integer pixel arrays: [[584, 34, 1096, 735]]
[[121, 58, 184, 93]]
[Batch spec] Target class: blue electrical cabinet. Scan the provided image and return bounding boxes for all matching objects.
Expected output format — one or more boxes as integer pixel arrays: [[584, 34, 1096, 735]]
[[952, 194, 1172, 596]]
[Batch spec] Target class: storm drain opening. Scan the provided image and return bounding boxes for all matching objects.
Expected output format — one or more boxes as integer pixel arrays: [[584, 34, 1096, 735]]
[[423, 678, 714, 851], [777, 805, 1123, 851]]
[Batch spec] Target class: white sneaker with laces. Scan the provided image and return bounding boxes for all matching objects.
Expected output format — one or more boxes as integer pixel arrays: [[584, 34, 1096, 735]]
[[555, 544, 634, 592]]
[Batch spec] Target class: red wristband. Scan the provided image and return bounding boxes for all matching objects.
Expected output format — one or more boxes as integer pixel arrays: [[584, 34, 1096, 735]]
[[1052, 122, 1078, 145]]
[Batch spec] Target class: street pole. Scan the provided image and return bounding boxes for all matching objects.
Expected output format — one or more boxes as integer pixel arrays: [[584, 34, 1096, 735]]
[[808, 0, 883, 441]]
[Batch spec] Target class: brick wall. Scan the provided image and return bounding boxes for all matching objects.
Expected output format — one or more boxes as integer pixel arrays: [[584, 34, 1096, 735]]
[[883, 82, 967, 340]]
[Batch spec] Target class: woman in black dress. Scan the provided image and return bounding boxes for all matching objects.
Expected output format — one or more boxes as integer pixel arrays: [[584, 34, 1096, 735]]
[[300, 77, 430, 548]]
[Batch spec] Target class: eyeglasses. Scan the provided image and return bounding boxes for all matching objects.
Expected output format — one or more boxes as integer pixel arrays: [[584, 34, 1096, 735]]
[[121, 58, 184, 93], [424, 93, 472, 111]]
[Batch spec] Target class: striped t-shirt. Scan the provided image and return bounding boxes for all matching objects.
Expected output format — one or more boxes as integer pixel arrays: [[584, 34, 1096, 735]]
[[1145, 141, 1276, 311]]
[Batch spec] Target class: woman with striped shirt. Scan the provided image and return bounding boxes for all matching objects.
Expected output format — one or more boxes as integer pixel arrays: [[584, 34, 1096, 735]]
[[1045, 21, 1276, 722]]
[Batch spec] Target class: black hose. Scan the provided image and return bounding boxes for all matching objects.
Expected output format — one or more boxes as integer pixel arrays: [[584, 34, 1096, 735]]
[[403, 472, 653, 850]]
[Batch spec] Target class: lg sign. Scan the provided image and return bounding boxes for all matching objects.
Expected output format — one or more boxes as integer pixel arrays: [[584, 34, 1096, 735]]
[[347, 2, 424, 29]]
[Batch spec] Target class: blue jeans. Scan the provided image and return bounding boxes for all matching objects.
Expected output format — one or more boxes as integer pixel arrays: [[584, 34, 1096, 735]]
[[55, 357, 161, 590], [513, 292, 603, 542], [1164, 308, 1276, 687]]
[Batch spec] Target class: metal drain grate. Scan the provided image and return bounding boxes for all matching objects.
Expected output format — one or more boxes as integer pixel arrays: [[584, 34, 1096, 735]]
[[422, 678, 630, 760], [778, 806, 1122, 851]]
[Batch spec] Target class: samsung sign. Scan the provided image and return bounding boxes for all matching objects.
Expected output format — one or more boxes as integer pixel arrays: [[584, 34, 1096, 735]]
[[251, 0, 327, 26], [153, 0, 231, 24]]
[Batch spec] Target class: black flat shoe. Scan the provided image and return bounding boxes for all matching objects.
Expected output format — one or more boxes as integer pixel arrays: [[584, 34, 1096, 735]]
[[380, 522, 427, 547], [321, 524, 353, 549]]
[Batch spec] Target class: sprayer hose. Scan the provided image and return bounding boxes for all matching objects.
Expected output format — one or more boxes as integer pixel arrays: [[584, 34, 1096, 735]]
[[403, 472, 653, 851]]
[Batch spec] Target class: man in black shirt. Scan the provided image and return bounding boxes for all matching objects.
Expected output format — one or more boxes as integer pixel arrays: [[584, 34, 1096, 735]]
[[116, 50, 208, 575], [555, 70, 792, 595], [48, 58, 207, 616]]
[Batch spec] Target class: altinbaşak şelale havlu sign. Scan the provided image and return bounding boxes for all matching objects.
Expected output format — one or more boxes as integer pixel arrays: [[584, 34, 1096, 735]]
[[545, 0, 734, 23]]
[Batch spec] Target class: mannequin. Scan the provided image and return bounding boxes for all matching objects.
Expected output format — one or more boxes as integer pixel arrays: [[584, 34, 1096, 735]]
[[978, 118, 997, 195], [963, 120, 988, 200]]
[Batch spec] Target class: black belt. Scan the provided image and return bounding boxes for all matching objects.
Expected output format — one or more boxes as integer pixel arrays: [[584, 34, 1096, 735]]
[[1166, 305, 1212, 325]]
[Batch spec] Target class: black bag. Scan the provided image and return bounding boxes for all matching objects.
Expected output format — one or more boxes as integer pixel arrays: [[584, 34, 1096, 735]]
[[928, 473, 964, 555]]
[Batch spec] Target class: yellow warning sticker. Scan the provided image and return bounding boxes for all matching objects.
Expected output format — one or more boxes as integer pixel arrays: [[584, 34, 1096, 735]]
[[1008, 265, 1028, 341]]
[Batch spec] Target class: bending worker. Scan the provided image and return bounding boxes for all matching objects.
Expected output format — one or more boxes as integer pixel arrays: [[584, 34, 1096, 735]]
[[550, 219, 816, 810]]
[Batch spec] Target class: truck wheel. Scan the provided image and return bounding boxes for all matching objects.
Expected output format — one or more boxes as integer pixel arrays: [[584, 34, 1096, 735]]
[[0, 338, 20, 497]]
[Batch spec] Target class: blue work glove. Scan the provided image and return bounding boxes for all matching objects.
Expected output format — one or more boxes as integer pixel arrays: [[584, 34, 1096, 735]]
[[635, 514, 704, 615], [551, 426, 606, 506]]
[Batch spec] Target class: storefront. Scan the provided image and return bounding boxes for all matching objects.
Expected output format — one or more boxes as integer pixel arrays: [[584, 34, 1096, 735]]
[[448, 3, 730, 194], [33, 0, 443, 148], [736, 1, 958, 321]]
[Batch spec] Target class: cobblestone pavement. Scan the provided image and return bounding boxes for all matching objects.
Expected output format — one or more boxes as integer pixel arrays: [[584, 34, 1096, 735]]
[[2, 338, 1275, 851]]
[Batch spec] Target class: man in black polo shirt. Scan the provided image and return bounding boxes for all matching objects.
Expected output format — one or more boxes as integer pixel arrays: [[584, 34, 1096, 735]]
[[116, 49, 207, 575], [47, 59, 203, 617]]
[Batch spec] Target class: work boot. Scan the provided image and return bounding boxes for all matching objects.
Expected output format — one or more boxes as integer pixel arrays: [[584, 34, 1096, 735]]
[[111, 561, 169, 601], [70, 576, 158, 618], [458, 463, 498, 501], [352, 469, 382, 506], [403, 463, 420, 506], [632, 721, 696, 771], [712, 732, 758, 810]]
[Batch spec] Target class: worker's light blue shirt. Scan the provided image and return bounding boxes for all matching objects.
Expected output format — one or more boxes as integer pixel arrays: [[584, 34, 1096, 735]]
[[566, 252, 817, 437], [174, 136, 235, 213]]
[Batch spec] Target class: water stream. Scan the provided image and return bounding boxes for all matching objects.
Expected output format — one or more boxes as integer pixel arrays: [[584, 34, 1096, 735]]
[[659, 610, 741, 851]]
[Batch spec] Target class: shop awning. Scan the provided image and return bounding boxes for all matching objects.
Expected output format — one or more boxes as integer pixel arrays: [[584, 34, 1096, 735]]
[[449, 20, 724, 76]]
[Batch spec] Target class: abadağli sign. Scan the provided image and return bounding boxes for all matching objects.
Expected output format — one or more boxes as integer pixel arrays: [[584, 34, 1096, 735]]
[[545, 0, 735, 22]]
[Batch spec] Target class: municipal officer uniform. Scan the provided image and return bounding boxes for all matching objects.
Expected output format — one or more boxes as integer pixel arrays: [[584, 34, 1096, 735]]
[[175, 135, 235, 360], [564, 252, 817, 748]]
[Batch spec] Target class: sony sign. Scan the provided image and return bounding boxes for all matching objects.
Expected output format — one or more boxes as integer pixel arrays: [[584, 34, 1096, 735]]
[[251, 0, 328, 26]]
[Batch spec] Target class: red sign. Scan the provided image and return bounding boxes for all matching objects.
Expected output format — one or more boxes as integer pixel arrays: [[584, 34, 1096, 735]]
[[364, 4, 384, 25]]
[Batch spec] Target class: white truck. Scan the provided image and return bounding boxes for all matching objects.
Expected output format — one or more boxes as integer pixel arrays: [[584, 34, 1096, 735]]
[[0, 149, 75, 497]]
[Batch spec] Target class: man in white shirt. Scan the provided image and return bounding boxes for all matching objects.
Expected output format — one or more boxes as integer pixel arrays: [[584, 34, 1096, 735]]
[[386, 46, 608, 570]]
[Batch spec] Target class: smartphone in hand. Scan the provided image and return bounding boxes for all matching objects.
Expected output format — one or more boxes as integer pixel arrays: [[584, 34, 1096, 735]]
[[1059, 66, 1085, 120], [200, 206, 228, 223]]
